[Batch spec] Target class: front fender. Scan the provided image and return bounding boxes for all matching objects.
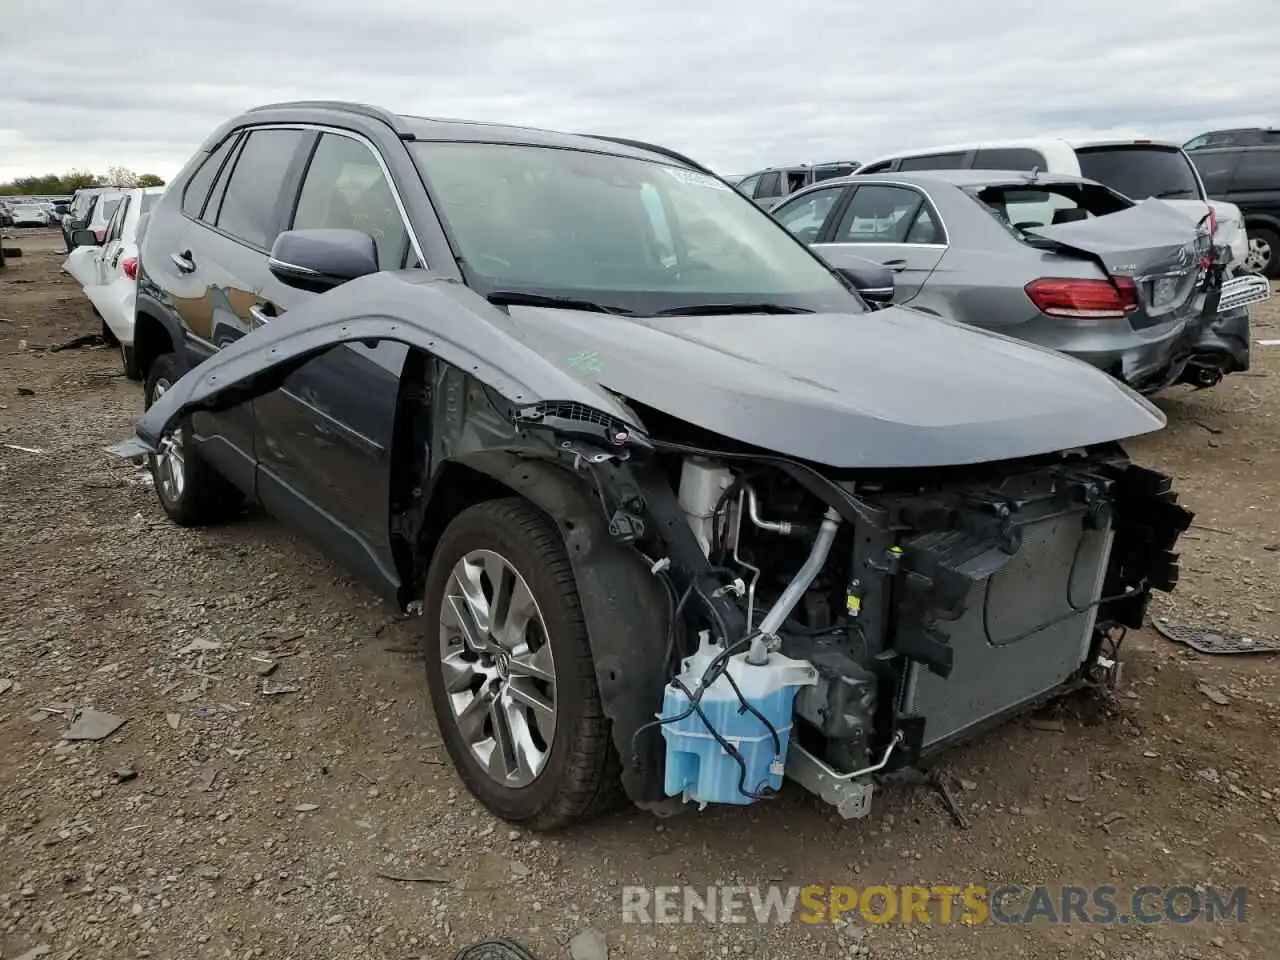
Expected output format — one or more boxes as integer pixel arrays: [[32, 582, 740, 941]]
[[110, 271, 637, 457]]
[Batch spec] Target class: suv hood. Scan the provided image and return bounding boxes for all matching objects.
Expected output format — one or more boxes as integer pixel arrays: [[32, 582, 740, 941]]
[[116, 273, 1166, 471], [504, 302, 1165, 467]]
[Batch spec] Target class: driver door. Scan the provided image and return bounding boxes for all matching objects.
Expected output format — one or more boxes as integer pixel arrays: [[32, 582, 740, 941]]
[[251, 131, 415, 594]]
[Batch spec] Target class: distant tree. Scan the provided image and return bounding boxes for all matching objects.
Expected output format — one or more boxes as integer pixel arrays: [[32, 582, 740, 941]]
[[0, 168, 103, 195], [103, 166, 140, 188], [136, 173, 166, 187]]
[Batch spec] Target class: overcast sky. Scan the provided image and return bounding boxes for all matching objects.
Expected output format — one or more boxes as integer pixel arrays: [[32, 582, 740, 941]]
[[1, 0, 1275, 182]]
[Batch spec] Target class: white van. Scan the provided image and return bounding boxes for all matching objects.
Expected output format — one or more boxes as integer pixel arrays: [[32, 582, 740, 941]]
[[855, 138, 1249, 270]]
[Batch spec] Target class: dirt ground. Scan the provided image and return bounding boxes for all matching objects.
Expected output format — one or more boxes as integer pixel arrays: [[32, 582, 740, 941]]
[[1, 227, 1278, 960]]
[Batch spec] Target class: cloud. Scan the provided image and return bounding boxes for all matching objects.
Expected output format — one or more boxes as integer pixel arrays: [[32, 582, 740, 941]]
[[0, 0, 1275, 181]]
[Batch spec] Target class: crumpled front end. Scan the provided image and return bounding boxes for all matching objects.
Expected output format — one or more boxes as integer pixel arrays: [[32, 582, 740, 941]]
[[614, 439, 1191, 818]]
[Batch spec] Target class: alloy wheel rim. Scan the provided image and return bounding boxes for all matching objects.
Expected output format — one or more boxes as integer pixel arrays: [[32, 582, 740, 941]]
[[151, 378, 185, 502], [438, 548, 557, 787], [1244, 236, 1271, 274]]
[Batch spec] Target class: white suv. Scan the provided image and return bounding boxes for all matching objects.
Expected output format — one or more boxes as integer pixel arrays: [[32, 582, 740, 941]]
[[855, 138, 1250, 271]]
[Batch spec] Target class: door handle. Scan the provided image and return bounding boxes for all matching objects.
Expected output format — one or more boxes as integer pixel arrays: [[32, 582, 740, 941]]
[[249, 304, 277, 327], [170, 250, 196, 273], [882, 259, 908, 273]]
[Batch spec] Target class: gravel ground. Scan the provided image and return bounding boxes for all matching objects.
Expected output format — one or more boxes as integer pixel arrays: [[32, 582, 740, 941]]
[[2, 227, 1279, 960]]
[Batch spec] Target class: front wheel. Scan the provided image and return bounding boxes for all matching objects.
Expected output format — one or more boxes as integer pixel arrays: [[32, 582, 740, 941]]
[[421, 498, 623, 830], [144, 353, 243, 525]]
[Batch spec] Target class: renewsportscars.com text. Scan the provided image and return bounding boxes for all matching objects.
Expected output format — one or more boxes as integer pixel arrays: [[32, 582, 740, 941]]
[[620, 884, 1247, 926]]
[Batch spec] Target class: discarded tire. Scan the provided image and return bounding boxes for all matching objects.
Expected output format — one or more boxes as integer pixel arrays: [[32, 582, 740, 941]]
[[452, 939, 540, 960]]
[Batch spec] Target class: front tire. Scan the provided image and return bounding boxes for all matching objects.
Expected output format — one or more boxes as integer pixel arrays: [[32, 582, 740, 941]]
[[422, 498, 622, 830], [144, 353, 243, 526]]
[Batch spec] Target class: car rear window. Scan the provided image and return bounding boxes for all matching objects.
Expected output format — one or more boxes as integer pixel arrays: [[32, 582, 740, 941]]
[[98, 198, 121, 222], [973, 182, 1131, 234], [898, 152, 967, 171], [1075, 146, 1202, 201]]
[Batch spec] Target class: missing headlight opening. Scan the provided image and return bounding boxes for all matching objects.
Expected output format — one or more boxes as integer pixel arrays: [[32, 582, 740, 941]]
[[513, 404, 1192, 820]]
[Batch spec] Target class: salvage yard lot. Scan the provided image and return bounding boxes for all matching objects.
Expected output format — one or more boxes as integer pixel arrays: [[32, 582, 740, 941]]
[[2, 228, 1279, 960]]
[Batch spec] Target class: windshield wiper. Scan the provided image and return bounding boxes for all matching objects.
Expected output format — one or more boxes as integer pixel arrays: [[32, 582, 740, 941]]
[[486, 291, 639, 316], [651, 302, 815, 316]]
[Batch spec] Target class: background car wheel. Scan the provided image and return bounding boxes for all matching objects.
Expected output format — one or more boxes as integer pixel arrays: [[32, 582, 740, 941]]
[[1243, 226, 1280, 278], [121, 344, 140, 380], [422, 498, 623, 830], [144, 353, 243, 526]]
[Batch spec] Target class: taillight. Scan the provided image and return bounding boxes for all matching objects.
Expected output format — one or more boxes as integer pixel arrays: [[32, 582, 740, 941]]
[[122, 257, 138, 280], [1025, 277, 1138, 319], [94, 228, 106, 243], [1207, 207, 1217, 235]]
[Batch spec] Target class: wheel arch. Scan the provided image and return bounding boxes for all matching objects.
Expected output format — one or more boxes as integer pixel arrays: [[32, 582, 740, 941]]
[[406, 443, 672, 811], [1244, 214, 1280, 234], [132, 300, 183, 381]]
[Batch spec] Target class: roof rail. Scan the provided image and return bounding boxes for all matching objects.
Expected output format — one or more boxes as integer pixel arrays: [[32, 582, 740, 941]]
[[583, 135, 715, 175], [246, 100, 414, 138]]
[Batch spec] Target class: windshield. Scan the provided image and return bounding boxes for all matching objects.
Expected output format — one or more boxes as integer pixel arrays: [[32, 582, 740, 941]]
[[1076, 146, 1202, 201], [410, 142, 860, 315]]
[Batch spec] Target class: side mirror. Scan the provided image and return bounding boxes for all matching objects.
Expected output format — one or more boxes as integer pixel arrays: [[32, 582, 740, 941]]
[[814, 249, 896, 307], [70, 229, 101, 248], [268, 229, 378, 293], [70, 217, 88, 230], [53, 204, 70, 216]]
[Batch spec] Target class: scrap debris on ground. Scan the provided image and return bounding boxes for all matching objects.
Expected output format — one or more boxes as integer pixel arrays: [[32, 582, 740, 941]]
[[2, 229, 1279, 958]]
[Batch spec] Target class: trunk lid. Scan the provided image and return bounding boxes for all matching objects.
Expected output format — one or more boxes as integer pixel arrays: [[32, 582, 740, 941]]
[[1027, 199, 1212, 328]]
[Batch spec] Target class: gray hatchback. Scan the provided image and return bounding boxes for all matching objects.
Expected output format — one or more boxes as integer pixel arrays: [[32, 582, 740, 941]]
[[770, 169, 1266, 394]]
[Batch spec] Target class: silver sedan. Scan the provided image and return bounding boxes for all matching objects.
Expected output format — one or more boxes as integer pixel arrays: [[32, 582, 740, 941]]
[[770, 169, 1257, 394]]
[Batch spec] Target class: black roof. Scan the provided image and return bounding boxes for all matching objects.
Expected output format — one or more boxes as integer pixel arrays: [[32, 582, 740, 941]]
[[242, 100, 713, 174]]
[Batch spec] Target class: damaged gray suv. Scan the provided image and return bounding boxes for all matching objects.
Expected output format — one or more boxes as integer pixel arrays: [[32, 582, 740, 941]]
[[120, 101, 1194, 829]]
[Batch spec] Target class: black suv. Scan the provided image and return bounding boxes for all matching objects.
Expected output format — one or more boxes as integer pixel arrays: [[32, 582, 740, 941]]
[[126, 101, 1190, 831], [1190, 144, 1280, 277]]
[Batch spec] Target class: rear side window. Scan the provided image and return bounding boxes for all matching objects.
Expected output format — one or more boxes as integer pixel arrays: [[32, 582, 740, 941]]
[[215, 129, 309, 249], [1231, 149, 1280, 192], [898, 152, 966, 171], [1191, 150, 1243, 195], [1076, 146, 1202, 201], [976, 183, 1131, 232], [832, 184, 927, 243], [972, 148, 1046, 171], [182, 136, 237, 219], [757, 171, 782, 197]]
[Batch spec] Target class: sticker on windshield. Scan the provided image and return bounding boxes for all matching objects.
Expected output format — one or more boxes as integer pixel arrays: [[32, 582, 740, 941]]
[[665, 167, 731, 191]]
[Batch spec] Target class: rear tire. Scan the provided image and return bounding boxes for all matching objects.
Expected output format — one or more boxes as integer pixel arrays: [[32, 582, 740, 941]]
[[144, 353, 243, 526], [422, 498, 624, 830]]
